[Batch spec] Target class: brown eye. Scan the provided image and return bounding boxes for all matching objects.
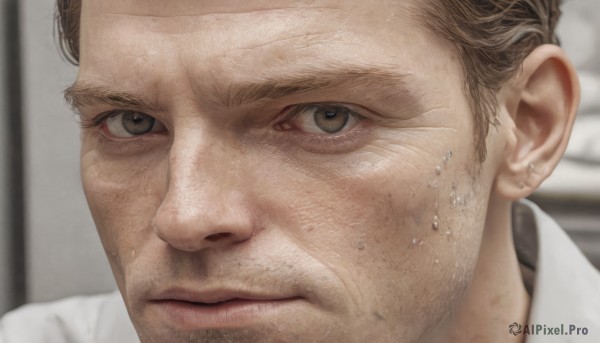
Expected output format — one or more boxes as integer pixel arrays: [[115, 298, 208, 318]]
[[105, 111, 165, 138], [290, 104, 359, 135]]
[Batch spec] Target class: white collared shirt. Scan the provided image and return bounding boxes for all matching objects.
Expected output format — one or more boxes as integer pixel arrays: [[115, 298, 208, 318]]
[[515, 200, 600, 342]]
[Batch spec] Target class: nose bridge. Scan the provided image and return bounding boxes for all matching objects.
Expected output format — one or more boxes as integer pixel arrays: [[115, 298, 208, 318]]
[[170, 128, 236, 195], [153, 126, 254, 251]]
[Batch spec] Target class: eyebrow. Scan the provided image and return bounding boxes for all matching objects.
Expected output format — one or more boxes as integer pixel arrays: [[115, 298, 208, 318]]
[[64, 82, 161, 113], [216, 66, 411, 108], [65, 65, 412, 112]]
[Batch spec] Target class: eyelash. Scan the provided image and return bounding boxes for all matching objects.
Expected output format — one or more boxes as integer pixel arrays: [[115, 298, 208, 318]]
[[273, 103, 370, 151], [81, 104, 371, 152], [79, 110, 120, 129]]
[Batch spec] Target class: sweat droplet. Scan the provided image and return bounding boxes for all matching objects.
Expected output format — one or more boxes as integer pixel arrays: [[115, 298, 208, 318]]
[[435, 165, 442, 175], [356, 240, 366, 250], [434, 259, 439, 264], [412, 237, 418, 245], [432, 221, 439, 230]]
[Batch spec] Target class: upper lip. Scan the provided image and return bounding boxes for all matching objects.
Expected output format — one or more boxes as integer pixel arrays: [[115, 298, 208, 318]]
[[150, 287, 297, 304]]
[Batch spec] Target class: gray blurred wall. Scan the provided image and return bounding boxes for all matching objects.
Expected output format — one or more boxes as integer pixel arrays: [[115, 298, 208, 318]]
[[19, 0, 116, 305], [0, 0, 12, 315]]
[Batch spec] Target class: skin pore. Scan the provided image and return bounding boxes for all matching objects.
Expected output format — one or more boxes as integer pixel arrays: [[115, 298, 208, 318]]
[[73, 0, 578, 342]]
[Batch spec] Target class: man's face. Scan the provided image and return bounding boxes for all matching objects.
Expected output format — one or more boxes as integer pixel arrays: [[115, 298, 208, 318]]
[[77, 0, 500, 341]]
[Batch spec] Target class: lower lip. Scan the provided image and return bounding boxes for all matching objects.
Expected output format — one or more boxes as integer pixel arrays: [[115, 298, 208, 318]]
[[149, 297, 302, 330]]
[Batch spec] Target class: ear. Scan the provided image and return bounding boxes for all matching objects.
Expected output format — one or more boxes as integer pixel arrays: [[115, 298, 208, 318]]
[[494, 44, 580, 200]]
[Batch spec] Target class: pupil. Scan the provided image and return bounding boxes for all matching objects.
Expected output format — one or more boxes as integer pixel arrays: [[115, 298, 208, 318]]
[[132, 114, 145, 123], [314, 106, 349, 134], [324, 110, 337, 119], [123, 112, 155, 135]]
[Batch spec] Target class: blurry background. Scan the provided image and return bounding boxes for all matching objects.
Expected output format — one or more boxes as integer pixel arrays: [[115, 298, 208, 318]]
[[0, 0, 599, 316]]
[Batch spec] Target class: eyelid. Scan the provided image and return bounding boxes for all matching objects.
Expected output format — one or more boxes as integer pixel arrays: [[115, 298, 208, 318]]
[[80, 110, 122, 129], [277, 102, 366, 131], [80, 109, 159, 129], [79, 109, 167, 141], [267, 102, 375, 154], [280, 103, 357, 121]]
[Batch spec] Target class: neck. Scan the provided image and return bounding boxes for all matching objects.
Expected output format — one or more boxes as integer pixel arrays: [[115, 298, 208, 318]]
[[425, 196, 531, 343]]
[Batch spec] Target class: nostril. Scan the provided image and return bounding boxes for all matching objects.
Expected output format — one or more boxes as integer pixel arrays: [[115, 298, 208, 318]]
[[205, 232, 233, 242]]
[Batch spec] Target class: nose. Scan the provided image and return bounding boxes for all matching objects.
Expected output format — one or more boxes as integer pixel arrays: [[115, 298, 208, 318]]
[[153, 131, 256, 252]]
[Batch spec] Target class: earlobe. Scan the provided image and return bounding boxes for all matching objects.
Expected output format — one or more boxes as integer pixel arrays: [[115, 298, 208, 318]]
[[494, 44, 580, 200]]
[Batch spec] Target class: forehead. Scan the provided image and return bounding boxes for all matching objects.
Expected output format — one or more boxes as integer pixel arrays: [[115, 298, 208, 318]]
[[78, 1, 444, 69], [77, 0, 459, 112], [80, 0, 419, 30]]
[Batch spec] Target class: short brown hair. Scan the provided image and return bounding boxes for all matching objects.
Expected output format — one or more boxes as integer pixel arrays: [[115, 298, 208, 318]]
[[55, 0, 561, 161]]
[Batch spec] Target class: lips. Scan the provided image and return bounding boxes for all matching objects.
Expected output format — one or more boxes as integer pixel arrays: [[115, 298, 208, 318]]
[[147, 288, 303, 330], [152, 288, 290, 304]]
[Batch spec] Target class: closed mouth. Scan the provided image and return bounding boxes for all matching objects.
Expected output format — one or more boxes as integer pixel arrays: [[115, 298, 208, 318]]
[[148, 289, 304, 329]]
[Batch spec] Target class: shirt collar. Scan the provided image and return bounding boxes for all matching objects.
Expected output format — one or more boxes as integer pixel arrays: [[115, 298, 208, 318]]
[[512, 199, 600, 342]]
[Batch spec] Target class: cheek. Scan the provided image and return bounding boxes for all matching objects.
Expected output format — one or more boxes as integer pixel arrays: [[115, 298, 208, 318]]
[[261, 136, 486, 329], [80, 146, 166, 280]]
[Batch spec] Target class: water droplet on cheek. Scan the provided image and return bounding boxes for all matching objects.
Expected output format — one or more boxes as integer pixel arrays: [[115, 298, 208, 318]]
[[412, 237, 425, 246], [432, 215, 439, 230], [435, 165, 442, 175], [443, 150, 453, 165]]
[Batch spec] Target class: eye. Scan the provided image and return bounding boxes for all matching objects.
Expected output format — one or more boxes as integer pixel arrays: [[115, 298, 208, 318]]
[[286, 104, 360, 134], [104, 111, 166, 138]]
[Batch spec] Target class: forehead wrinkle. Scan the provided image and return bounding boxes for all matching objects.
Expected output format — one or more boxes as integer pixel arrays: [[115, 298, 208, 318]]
[[102, 6, 342, 18], [82, 1, 348, 39], [89, 4, 345, 36], [229, 31, 338, 53], [83, 0, 346, 18]]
